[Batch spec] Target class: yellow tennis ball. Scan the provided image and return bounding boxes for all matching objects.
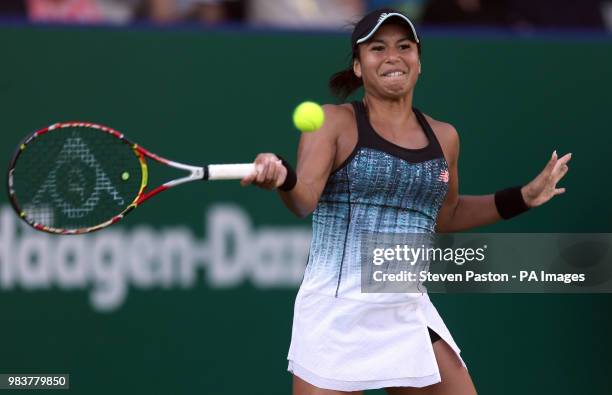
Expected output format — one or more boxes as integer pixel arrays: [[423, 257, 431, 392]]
[[121, 171, 130, 181], [293, 101, 324, 133]]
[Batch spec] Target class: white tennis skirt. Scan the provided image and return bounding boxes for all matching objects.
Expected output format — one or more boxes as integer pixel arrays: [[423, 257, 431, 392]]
[[287, 290, 465, 391]]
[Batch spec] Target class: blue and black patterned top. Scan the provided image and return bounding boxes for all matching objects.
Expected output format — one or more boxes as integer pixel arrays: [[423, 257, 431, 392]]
[[301, 101, 449, 299]]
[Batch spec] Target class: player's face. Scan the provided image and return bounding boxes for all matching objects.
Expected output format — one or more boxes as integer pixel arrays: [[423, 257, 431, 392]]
[[354, 23, 420, 99]]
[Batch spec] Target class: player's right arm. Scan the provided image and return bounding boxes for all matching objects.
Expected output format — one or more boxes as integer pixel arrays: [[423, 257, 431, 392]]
[[241, 104, 345, 217]]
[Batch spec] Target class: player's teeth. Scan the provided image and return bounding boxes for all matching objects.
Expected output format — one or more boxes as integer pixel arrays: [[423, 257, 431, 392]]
[[385, 71, 404, 76]]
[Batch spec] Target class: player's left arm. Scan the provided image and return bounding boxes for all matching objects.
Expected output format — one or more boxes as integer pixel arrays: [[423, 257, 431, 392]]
[[433, 120, 571, 233]]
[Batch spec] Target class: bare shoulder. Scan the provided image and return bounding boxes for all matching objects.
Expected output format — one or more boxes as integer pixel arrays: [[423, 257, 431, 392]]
[[301, 103, 355, 146], [296, 103, 356, 178], [422, 113, 459, 164], [423, 114, 459, 145], [321, 103, 355, 129]]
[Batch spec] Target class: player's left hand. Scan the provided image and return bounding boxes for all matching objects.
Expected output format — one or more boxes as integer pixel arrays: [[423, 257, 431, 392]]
[[521, 150, 572, 208]]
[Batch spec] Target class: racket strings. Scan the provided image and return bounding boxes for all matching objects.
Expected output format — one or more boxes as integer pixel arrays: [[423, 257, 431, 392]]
[[12, 126, 143, 231]]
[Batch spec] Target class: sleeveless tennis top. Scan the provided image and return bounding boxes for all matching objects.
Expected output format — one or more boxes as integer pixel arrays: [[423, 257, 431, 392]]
[[301, 101, 449, 300]]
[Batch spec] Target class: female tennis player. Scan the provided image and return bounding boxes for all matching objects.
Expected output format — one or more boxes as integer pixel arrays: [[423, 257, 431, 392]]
[[242, 8, 571, 395]]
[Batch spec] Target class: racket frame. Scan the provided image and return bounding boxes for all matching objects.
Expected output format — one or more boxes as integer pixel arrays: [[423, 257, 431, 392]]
[[7, 122, 253, 235]]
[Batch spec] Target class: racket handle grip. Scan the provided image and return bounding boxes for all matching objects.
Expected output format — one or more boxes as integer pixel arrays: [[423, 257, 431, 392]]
[[206, 163, 255, 180]]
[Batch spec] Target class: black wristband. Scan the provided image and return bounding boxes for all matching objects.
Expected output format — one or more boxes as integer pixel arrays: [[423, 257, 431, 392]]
[[276, 155, 297, 192], [494, 186, 530, 220]]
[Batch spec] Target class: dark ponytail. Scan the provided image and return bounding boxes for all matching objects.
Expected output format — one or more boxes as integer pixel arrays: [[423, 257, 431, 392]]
[[329, 20, 363, 100], [329, 67, 362, 101]]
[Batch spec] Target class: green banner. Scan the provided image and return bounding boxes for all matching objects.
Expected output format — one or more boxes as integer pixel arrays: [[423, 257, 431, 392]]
[[0, 25, 610, 394]]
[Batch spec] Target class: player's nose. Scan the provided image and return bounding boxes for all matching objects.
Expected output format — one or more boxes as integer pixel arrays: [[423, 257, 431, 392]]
[[384, 55, 401, 64]]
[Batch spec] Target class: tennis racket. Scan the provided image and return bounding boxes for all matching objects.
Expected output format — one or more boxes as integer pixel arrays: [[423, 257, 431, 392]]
[[7, 122, 255, 235]]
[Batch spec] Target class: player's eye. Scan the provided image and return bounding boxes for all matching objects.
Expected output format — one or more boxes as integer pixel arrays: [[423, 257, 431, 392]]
[[399, 44, 411, 50], [371, 46, 385, 52]]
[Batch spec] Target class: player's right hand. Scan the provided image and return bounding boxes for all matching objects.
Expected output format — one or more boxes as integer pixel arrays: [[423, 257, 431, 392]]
[[240, 153, 288, 190]]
